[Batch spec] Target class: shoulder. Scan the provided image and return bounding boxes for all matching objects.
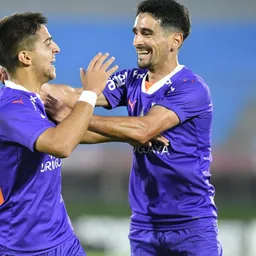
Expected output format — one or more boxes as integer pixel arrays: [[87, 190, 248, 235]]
[[0, 87, 37, 112], [173, 68, 211, 96]]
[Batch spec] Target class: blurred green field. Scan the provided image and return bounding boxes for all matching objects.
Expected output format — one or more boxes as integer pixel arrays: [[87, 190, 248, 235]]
[[86, 252, 104, 256], [66, 201, 256, 220]]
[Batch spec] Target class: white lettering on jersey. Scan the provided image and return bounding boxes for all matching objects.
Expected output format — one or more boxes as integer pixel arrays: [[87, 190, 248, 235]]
[[134, 144, 170, 155], [107, 71, 128, 91], [166, 78, 172, 85], [30, 95, 37, 110], [132, 70, 146, 79], [41, 155, 62, 172]]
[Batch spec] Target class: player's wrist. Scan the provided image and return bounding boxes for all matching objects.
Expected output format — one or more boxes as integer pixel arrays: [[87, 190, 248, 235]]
[[78, 90, 98, 107]]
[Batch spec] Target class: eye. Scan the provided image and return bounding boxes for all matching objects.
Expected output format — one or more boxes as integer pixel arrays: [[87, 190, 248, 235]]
[[142, 30, 153, 36]]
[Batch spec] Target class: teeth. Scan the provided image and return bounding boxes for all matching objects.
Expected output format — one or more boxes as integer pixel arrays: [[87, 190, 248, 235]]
[[137, 50, 149, 55]]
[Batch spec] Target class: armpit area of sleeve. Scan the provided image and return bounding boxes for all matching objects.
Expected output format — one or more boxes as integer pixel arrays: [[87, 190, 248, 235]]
[[28, 124, 55, 152], [156, 102, 186, 123], [102, 90, 116, 110]]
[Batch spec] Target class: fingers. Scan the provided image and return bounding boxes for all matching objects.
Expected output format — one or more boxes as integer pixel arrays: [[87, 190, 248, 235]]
[[153, 135, 169, 146], [106, 64, 119, 76], [0, 67, 8, 84], [43, 94, 60, 109], [87, 52, 103, 71], [87, 53, 118, 73], [80, 67, 85, 77], [101, 56, 115, 71], [94, 53, 109, 71]]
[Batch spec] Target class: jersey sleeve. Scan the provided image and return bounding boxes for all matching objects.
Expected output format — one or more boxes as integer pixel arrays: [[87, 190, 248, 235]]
[[102, 69, 129, 109], [0, 102, 55, 152], [156, 80, 212, 123]]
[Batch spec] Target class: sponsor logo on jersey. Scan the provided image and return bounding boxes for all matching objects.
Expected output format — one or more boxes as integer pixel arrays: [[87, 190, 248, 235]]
[[128, 99, 137, 112], [107, 71, 128, 91], [41, 155, 62, 172], [134, 144, 170, 155], [12, 97, 24, 105]]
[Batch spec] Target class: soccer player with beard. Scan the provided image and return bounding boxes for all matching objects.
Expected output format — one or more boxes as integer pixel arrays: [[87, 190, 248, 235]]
[[86, 1, 223, 253], [0, 12, 118, 255]]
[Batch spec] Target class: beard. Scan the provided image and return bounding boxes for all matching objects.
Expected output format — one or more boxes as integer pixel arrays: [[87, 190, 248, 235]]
[[136, 49, 157, 71], [33, 64, 56, 85], [43, 66, 56, 83], [137, 58, 155, 71]]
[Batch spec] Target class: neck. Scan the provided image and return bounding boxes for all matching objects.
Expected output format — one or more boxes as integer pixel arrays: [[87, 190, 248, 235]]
[[9, 68, 42, 94], [147, 56, 179, 83]]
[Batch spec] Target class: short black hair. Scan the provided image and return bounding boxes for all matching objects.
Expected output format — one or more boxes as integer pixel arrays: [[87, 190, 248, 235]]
[[0, 12, 47, 73], [136, 0, 191, 41]]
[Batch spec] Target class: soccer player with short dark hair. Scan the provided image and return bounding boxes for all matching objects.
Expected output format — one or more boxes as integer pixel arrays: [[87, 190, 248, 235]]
[[0, 12, 118, 255]]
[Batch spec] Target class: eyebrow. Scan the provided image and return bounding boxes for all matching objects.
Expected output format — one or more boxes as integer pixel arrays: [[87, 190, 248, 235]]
[[43, 37, 52, 43], [132, 27, 154, 34]]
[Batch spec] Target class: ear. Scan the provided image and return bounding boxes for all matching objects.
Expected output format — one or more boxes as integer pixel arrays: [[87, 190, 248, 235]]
[[170, 32, 183, 52], [17, 51, 32, 66]]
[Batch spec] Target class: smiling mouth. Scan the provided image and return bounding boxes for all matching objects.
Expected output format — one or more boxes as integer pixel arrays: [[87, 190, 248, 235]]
[[137, 50, 151, 57], [50, 59, 56, 67]]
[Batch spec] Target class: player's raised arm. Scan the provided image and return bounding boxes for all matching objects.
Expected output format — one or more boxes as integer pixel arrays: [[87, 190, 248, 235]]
[[35, 53, 118, 158], [41, 82, 110, 108]]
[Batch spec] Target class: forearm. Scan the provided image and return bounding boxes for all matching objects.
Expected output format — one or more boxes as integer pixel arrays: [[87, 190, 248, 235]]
[[43, 83, 110, 108], [81, 130, 125, 144], [88, 115, 152, 145], [42, 83, 80, 108], [36, 101, 94, 157], [56, 102, 93, 148]]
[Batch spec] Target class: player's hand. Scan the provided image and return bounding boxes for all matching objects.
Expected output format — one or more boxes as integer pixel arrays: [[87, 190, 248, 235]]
[[0, 66, 8, 83], [129, 135, 169, 147], [80, 53, 118, 95], [43, 94, 72, 123], [143, 134, 169, 147], [152, 134, 169, 146]]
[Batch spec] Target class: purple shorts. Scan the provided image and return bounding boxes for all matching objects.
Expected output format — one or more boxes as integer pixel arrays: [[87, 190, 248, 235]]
[[0, 235, 86, 256], [129, 218, 223, 256]]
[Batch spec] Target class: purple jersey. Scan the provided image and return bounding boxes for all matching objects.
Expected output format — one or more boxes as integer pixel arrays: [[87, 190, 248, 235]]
[[0, 81, 74, 253], [103, 65, 217, 230]]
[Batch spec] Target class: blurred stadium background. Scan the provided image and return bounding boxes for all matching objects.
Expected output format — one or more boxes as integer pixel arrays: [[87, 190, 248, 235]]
[[1, 0, 256, 255]]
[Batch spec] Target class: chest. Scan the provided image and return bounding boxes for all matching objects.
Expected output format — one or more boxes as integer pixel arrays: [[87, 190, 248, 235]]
[[126, 82, 169, 116]]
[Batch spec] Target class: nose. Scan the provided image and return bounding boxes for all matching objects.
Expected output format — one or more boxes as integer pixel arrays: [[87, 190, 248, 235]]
[[133, 33, 144, 47], [52, 41, 60, 54]]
